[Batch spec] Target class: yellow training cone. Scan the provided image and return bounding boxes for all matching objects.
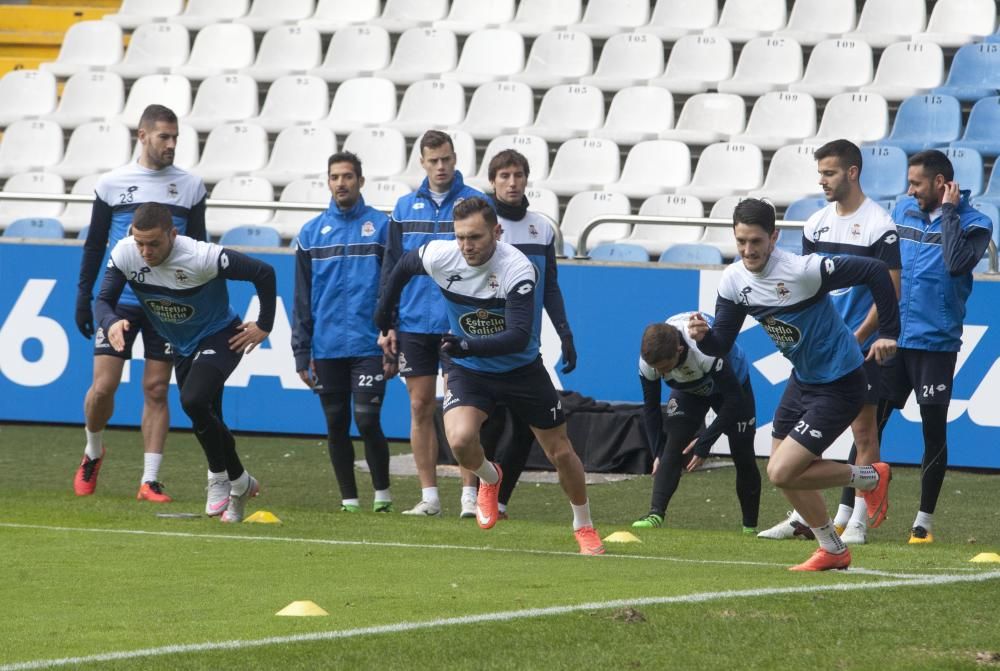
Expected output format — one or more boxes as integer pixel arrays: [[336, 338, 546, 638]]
[[603, 531, 642, 543], [276, 600, 329, 616], [969, 552, 1000, 563], [244, 510, 282, 524]]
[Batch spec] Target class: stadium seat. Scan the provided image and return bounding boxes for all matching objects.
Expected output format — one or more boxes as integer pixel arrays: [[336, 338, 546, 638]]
[[236, 0, 316, 32], [588, 242, 650, 262], [524, 186, 559, 222], [950, 96, 1000, 159], [807, 92, 889, 145], [717, 36, 803, 97], [675, 142, 763, 202], [251, 125, 336, 187], [502, 0, 583, 37], [435, 0, 517, 35], [376, 27, 458, 86], [341, 127, 407, 179], [191, 122, 269, 184], [627, 193, 705, 256], [944, 148, 984, 198], [559, 190, 631, 252], [510, 30, 593, 90], [41, 21, 123, 78], [206, 176, 275, 237], [173, 23, 256, 81], [442, 29, 524, 87], [933, 44, 1000, 103], [452, 81, 534, 141], [253, 74, 330, 132], [0, 120, 63, 178], [361, 179, 412, 209], [575, 0, 651, 39], [109, 21, 189, 80], [590, 86, 674, 146], [859, 145, 908, 201], [116, 74, 191, 128], [913, 0, 996, 48], [219, 224, 282, 247], [388, 79, 466, 137], [562, 241, 576, 257], [44, 72, 124, 130], [301, 0, 381, 33], [105, 0, 183, 28], [242, 25, 322, 83], [861, 41, 944, 101], [399, 129, 476, 189], [60, 174, 100, 234], [176, 0, 249, 30], [776, 0, 856, 46], [3, 217, 64, 239], [520, 84, 604, 143], [879, 94, 962, 154], [472, 134, 550, 188], [658, 243, 724, 265], [649, 33, 733, 95], [534, 138, 620, 197], [183, 74, 259, 133], [607, 140, 690, 199], [372, 0, 449, 33], [784, 196, 827, 222], [977, 162, 1000, 207], [50, 121, 131, 181], [0, 172, 65, 226], [775, 226, 803, 253], [0, 70, 56, 127], [321, 77, 397, 133], [789, 38, 874, 99], [730, 91, 817, 151], [641, 0, 718, 41], [659, 93, 745, 146], [581, 32, 664, 91], [707, 0, 786, 43], [270, 178, 329, 236], [130, 122, 200, 170], [845, 0, 926, 48], [700, 196, 745, 258], [310, 27, 392, 83], [749, 144, 825, 206]]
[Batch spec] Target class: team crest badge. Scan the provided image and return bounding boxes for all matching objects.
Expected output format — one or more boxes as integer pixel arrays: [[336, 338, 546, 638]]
[[167, 183, 178, 197], [665, 398, 679, 416], [487, 273, 499, 290], [528, 224, 538, 238], [851, 222, 861, 238], [174, 269, 188, 283], [775, 282, 791, 301], [361, 221, 375, 237]]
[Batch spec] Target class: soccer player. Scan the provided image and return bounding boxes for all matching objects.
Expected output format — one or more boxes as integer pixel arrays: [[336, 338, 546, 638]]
[[292, 151, 395, 513], [478, 149, 576, 519], [378, 130, 485, 518], [375, 197, 604, 555], [883, 150, 993, 544], [689, 198, 897, 571], [631, 313, 760, 533], [757, 139, 901, 545], [73, 104, 207, 502], [95, 202, 276, 523]]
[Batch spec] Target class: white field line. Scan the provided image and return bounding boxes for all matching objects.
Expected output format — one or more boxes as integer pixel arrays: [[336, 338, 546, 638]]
[[2, 570, 998, 671]]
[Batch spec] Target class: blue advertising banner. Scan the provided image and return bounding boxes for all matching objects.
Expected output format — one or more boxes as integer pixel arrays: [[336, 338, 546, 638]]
[[2, 240, 999, 468]]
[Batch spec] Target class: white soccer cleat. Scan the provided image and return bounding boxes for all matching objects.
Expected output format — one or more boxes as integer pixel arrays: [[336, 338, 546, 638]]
[[401, 500, 441, 517], [220, 475, 259, 523], [459, 494, 477, 519], [757, 511, 814, 540], [205, 474, 231, 517], [839, 521, 868, 545]]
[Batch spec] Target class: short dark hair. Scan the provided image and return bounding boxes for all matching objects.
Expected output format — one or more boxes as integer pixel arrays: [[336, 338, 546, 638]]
[[908, 149, 954, 182], [814, 139, 863, 174], [641, 322, 681, 365], [453, 196, 497, 228], [131, 202, 174, 232], [138, 104, 178, 130], [732, 198, 776, 235], [327, 151, 363, 179], [419, 129, 454, 155], [488, 149, 531, 182]]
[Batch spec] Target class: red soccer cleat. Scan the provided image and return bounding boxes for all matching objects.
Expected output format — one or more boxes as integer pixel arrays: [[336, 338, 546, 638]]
[[862, 462, 891, 529], [137, 481, 173, 503], [475, 463, 503, 530], [73, 448, 105, 496], [789, 547, 851, 572], [574, 526, 606, 555]]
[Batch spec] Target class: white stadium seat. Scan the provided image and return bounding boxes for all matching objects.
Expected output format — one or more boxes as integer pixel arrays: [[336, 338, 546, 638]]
[[175, 0, 249, 30], [109, 22, 190, 80], [206, 176, 275, 237], [534, 137, 620, 197], [914, 0, 996, 48], [0, 172, 66, 226], [388, 79, 466, 137], [707, 0, 786, 43], [242, 25, 322, 83], [104, 0, 184, 29], [0, 70, 56, 127], [580, 33, 664, 92], [253, 74, 330, 132], [844, 0, 926, 48], [183, 74, 259, 133], [443, 29, 524, 87], [590, 86, 674, 146], [502, 0, 582, 37], [520, 84, 604, 143], [376, 27, 458, 86], [452, 81, 534, 140], [361, 179, 412, 209], [44, 72, 124, 130], [560, 190, 632, 252], [628, 194, 706, 256], [41, 21, 123, 77], [524, 186, 559, 222], [435, 0, 516, 35], [731, 91, 817, 151], [776, 0, 856, 46], [807, 92, 889, 145], [271, 178, 329, 236], [510, 30, 593, 90], [659, 93, 745, 146], [574, 0, 651, 40], [173, 23, 256, 81], [301, 0, 381, 33], [472, 134, 550, 189], [309, 26, 392, 83], [607, 140, 691, 199], [117, 74, 191, 129], [341, 127, 407, 179], [61, 174, 100, 233], [748, 143, 825, 206], [235, 0, 316, 33], [372, 0, 450, 34], [676, 142, 763, 202], [699, 196, 744, 258], [789, 38, 874, 99], [860, 41, 944, 101], [650, 33, 733, 95], [252, 125, 336, 187], [0, 120, 63, 178], [321, 77, 397, 134], [399, 129, 476, 189], [50, 121, 131, 181], [191, 122, 269, 184], [130, 122, 200, 170], [641, 0, 718, 41], [717, 36, 803, 97]]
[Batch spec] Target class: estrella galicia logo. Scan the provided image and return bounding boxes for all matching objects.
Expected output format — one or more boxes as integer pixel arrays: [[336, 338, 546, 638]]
[[143, 298, 194, 324], [738, 286, 753, 306], [761, 315, 801, 349], [812, 225, 829, 242], [459, 308, 505, 336], [445, 273, 463, 290]]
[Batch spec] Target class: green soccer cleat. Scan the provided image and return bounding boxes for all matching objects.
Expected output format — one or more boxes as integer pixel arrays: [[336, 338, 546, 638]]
[[340, 503, 361, 513], [631, 513, 664, 529], [742, 526, 758, 535], [373, 500, 393, 513]]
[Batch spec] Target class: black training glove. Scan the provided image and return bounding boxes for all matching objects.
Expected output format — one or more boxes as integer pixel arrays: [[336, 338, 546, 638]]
[[560, 334, 577, 374], [75, 295, 94, 339], [440, 333, 473, 358]]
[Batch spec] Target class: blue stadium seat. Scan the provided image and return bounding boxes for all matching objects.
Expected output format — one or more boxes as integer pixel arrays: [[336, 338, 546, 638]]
[[879, 94, 962, 154], [932, 43, 1000, 102], [588, 242, 650, 262], [218, 224, 282, 247], [3, 217, 64, 239], [77, 225, 89, 240], [658, 243, 724, 265], [944, 147, 984, 197], [783, 196, 827, 223], [859, 145, 908, 200], [950, 96, 1000, 158], [775, 227, 802, 254], [562, 241, 575, 257]]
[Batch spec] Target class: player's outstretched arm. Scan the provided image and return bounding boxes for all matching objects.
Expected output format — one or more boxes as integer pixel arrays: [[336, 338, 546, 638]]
[[441, 281, 534, 358], [819, 255, 899, 363], [639, 375, 665, 461], [75, 197, 114, 339], [374, 248, 425, 335], [217, 248, 277, 353], [690, 301, 745, 356]]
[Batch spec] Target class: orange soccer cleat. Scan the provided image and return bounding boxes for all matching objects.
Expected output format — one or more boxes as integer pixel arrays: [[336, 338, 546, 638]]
[[574, 526, 606, 556], [137, 481, 173, 503], [862, 462, 891, 528], [475, 463, 503, 530], [789, 547, 851, 572], [73, 448, 105, 496]]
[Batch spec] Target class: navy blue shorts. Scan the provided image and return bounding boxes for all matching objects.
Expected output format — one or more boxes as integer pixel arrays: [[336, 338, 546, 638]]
[[173, 321, 244, 387], [93, 303, 171, 361], [772, 366, 867, 456], [881, 348, 957, 407], [312, 356, 387, 396], [444, 357, 565, 430], [397, 331, 451, 378]]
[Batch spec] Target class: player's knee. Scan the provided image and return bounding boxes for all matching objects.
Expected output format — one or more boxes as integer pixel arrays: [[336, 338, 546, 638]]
[[766, 459, 795, 489], [409, 396, 437, 423], [143, 378, 169, 406], [354, 405, 382, 437], [179, 389, 211, 422]]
